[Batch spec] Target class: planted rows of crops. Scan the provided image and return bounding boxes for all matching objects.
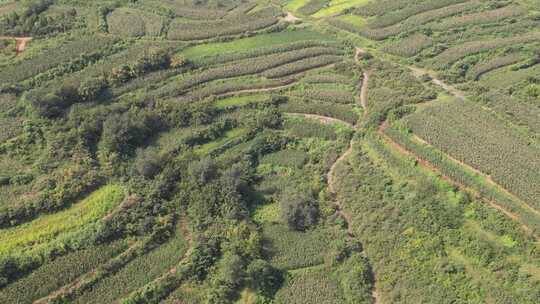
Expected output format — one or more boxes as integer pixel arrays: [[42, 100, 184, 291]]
[[404, 99, 540, 210]]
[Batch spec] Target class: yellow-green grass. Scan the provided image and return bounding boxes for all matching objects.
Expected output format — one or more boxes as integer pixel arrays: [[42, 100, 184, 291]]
[[0, 184, 125, 257], [285, 0, 311, 12], [336, 14, 367, 27], [253, 202, 280, 224], [312, 0, 370, 18], [181, 30, 336, 59], [214, 94, 267, 109], [195, 128, 247, 154]]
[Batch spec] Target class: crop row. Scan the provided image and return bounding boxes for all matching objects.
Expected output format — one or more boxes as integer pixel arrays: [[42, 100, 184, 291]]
[[164, 4, 228, 19], [297, 0, 328, 15], [0, 241, 127, 303], [405, 100, 540, 209], [0, 35, 118, 83], [357, 0, 482, 40], [468, 53, 523, 80], [195, 40, 339, 67], [366, 0, 468, 29], [179, 77, 296, 102], [353, 0, 413, 17], [274, 266, 344, 304], [225, 2, 258, 18], [382, 124, 540, 233], [279, 98, 358, 125], [262, 223, 331, 270], [383, 33, 433, 57], [302, 73, 352, 85], [107, 8, 165, 37], [167, 16, 278, 40], [283, 117, 340, 141], [287, 88, 354, 104], [152, 46, 342, 97], [430, 6, 525, 31], [262, 55, 342, 78], [260, 149, 309, 168], [435, 32, 540, 67], [73, 224, 188, 304]]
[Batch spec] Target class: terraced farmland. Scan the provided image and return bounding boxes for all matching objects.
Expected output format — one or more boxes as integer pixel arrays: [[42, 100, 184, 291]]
[[0, 0, 539, 303]]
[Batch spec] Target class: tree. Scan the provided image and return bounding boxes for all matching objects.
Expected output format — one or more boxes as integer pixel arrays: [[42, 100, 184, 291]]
[[134, 148, 162, 178], [78, 76, 108, 102], [280, 191, 318, 231]]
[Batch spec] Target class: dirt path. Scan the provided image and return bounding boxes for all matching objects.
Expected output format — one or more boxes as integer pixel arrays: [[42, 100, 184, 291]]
[[355, 48, 371, 115], [287, 113, 353, 126], [378, 122, 539, 241], [0, 36, 31, 55], [282, 12, 301, 22]]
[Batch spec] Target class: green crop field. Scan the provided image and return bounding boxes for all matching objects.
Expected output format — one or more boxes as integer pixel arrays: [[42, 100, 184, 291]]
[[0, 0, 538, 303]]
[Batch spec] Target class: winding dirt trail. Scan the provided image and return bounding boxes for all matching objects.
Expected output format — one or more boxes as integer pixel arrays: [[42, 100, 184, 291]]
[[282, 12, 301, 23], [288, 112, 353, 126]]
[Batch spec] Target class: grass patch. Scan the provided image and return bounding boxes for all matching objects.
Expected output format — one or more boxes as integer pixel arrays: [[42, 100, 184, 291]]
[[182, 30, 336, 59], [214, 94, 267, 109], [0, 184, 124, 257], [195, 128, 247, 154]]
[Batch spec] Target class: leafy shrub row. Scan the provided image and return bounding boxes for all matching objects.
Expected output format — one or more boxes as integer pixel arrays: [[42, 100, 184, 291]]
[[262, 55, 342, 78], [435, 32, 540, 67], [383, 33, 433, 57], [366, 0, 468, 29], [356, 0, 482, 40], [468, 53, 523, 80], [0, 35, 118, 84], [430, 6, 525, 31], [167, 16, 278, 41], [152, 46, 341, 97]]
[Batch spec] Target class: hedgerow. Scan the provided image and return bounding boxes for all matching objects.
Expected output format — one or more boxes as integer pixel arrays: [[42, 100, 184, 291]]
[[262, 55, 342, 78], [434, 32, 540, 67]]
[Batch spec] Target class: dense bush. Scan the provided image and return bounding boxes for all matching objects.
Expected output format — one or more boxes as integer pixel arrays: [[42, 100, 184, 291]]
[[280, 191, 319, 231]]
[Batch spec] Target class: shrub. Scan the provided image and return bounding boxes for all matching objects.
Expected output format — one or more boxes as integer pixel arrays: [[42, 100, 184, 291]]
[[280, 191, 319, 231]]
